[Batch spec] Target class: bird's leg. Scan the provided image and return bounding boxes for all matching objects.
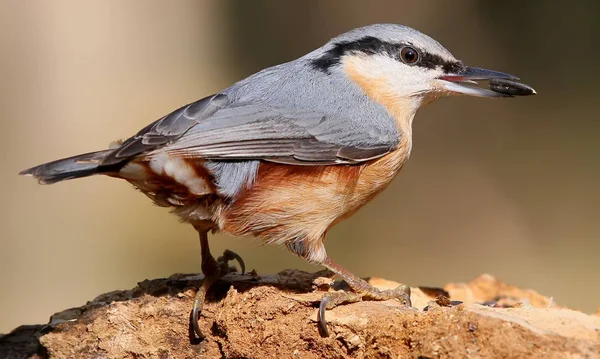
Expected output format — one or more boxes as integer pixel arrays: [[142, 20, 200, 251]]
[[317, 256, 412, 337], [190, 229, 245, 342], [285, 240, 411, 337]]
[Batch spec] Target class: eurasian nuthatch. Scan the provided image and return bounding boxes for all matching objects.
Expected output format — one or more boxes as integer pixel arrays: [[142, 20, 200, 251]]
[[21, 24, 535, 340]]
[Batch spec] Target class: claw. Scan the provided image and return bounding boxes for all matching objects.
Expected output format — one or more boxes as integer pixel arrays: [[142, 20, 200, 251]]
[[317, 291, 361, 338], [220, 249, 246, 275], [318, 296, 331, 337], [190, 248, 246, 343], [190, 285, 207, 342], [317, 285, 412, 338], [391, 284, 412, 307]]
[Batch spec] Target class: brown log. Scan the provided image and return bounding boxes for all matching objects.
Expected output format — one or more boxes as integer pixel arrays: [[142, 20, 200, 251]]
[[1, 270, 599, 358]]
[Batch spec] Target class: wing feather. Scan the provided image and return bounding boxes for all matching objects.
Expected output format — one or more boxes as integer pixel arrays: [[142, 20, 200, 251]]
[[103, 93, 398, 167]]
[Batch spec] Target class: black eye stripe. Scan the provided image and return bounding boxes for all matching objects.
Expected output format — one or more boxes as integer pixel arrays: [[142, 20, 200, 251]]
[[309, 36, 398, 73], [310, 36, 464, 74], [420, 52, 464, 73]]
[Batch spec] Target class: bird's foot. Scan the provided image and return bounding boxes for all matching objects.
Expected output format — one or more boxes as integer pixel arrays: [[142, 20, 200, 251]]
[[190, 249, 245, 342], [317, 284, 411, 337]]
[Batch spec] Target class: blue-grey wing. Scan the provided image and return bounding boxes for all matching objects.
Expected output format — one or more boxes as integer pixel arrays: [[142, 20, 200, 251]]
[[159, 98, 397, 165], [101, 94, 228, 166], [103, 93, 398, 167]]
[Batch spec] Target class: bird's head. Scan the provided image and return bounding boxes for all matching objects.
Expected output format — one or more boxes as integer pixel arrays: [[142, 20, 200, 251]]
[[308, 24, 534, 119]]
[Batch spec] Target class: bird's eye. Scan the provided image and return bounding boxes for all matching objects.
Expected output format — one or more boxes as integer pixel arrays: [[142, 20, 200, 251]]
[[400, 47, 419, 64]]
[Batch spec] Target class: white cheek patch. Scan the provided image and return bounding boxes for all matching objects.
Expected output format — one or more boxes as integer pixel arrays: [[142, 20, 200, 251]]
[[149, 152, 212, 195], [343, 54, 443, 95]]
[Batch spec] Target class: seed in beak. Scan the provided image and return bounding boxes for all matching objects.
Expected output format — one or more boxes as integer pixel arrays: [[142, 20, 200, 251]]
[[489, 78, 537, 96]]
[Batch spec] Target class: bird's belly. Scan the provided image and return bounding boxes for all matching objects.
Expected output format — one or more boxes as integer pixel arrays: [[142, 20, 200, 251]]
[[220, 147, 410, 245], [113, 143, 409, 239]]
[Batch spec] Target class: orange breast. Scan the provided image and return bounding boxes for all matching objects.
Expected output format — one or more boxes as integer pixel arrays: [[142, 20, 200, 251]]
[[220, 142, 411, 246]]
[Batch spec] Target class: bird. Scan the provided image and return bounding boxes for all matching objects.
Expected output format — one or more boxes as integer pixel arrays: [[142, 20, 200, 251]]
[[20, 23, 535, 340]]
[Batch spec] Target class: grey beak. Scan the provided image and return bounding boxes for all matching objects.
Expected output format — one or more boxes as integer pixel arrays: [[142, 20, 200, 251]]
[[436, 66, 536, 98], [445, 66, 519, 81]]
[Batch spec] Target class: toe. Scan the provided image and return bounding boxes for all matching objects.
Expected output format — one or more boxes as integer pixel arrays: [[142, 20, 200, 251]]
[[317, 297, 331, 337], [218, 249, 246, 275]]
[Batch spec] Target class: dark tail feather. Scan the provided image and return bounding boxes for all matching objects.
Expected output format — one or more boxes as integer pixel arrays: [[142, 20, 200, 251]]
[[20, 150, 115, 184]]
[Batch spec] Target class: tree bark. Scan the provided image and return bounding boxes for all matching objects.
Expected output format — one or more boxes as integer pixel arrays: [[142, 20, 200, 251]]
[[1, 270, 599, 359]]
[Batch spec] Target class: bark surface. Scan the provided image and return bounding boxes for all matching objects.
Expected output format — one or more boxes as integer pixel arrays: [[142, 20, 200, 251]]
[[1, 270, 599, 358]]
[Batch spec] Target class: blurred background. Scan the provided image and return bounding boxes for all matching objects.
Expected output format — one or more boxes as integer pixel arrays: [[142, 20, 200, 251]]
[[1, 1, 599, 333]]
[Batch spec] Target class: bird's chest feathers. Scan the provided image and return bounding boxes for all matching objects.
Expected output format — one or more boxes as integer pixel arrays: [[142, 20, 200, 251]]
[[222, 142, 411, 241], [341, 56, 417, 199], [337, 137, 411, 222], [356, 140, 410, 191]]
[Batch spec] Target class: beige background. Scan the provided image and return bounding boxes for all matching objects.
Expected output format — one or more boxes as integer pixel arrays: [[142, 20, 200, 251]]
[[1, 1, 599, 333]]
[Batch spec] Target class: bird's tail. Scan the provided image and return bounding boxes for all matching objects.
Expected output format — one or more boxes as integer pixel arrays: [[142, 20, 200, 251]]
[[19, 150, 115, 184]]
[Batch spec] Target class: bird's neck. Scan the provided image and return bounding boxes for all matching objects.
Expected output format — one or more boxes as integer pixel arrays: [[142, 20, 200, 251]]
[[342, 56, 420, 153]]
